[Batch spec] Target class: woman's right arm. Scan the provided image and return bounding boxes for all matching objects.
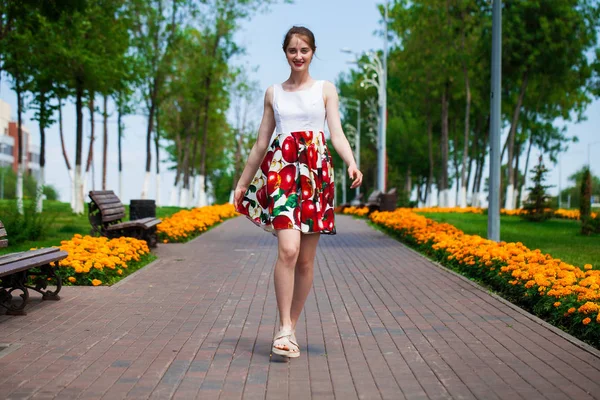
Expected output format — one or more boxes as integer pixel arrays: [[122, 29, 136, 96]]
[[234, 86, 276, 209]]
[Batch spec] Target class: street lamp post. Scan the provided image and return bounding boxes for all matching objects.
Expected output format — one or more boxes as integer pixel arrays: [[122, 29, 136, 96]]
[[341, 1, 388, 193], [488, 0, 502, 242], [588, 141, 600, 167], [340, 97, 361, 198]]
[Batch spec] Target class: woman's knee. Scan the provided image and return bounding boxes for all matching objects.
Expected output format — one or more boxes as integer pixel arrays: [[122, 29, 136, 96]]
[[295, 259, 314, 275], [278, 242, 300, 265]]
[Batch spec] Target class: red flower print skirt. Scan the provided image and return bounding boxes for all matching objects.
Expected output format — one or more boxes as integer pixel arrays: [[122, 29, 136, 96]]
[[239, 130, 336, 235]]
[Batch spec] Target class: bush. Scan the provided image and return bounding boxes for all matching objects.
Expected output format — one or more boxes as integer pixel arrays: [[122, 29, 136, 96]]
[[0, 200, 54, 244], [580, 167, 596, 235]]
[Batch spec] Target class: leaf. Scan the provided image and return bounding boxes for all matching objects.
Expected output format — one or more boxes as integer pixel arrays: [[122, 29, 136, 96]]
[[248, 185, 257, 193], [249, 199, 257, 208], [285, 194, 299, 209], [273, 205, 288, 216]]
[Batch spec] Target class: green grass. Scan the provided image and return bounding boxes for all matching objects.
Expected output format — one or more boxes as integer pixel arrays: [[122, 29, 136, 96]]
[[420, 212, 600, 269], [0, 200, 185, 254]]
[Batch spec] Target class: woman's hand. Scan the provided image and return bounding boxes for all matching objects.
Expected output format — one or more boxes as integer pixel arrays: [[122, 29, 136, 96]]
[[233, 185, 247, 212], [348, 164, 363, 189]]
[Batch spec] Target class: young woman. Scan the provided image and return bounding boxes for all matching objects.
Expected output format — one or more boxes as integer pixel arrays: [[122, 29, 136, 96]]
[[234, 26, 362, 358]]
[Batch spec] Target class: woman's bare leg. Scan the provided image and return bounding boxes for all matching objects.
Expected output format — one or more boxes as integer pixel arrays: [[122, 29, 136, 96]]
[[290, 233, 320, 331], [274, 229, 301, 331]]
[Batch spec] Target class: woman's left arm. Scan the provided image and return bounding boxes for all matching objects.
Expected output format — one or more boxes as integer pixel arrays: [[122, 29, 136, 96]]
[[324, 81, 363, 189]]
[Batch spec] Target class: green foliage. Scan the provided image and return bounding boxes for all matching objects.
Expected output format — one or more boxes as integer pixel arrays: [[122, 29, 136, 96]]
[[0, 200, 54, 244], [579, 167, 600, 235], [0, 167, 58, 201], [521, 156, 554, 222], [559, 166, 600, 209]]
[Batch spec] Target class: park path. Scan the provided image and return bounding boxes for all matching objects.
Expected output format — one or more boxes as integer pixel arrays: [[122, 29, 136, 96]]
[[1, 215, 599, 400]]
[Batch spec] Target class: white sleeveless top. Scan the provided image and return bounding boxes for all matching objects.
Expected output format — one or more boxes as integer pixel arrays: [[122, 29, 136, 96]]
[[272, 80, 326, 134]]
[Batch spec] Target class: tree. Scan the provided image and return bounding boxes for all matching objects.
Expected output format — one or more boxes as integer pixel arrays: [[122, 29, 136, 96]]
[[521, 155, 553, 222]]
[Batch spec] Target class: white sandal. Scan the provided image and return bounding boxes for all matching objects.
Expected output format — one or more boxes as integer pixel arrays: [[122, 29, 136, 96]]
[[272, 327, 300, 358]]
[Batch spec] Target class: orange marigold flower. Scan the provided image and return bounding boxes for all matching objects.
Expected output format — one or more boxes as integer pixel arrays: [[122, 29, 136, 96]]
[[568, 307, 576, 314], [553, 302, 561, 307], [68, 277, 76, 283], [583, 317, 591, 325], [584, 264, 593, 270], [92, 279, 102, 286]]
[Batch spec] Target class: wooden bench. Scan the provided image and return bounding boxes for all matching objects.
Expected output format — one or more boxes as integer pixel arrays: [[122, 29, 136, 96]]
[[360, 188, 398, 213], [88, 190, 161, 248], [0, 221, 68, 315], [365, 190, 383, 213]]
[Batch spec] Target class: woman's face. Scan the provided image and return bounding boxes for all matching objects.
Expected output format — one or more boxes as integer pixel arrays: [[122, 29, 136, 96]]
[[285, 35, 313, 72]]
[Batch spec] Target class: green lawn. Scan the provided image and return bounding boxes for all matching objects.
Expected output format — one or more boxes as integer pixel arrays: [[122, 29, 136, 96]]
[[0, 200, 184, 254], [420, 212, 600, 269]]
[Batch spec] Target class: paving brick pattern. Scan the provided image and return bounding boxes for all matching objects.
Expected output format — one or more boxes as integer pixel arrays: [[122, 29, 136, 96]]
[[1, 215, 599, 400]]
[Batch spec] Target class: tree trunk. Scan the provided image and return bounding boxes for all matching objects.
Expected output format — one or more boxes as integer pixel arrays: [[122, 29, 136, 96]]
[[459, 65, 471, 208], [504, 70, 529, 210], [142, 88, 156, 199], [36, 90, 47, 213], [179, 123, 193, 208], [16, 82, 24, 214], [85, 94, 95, 197], [519, 137, 533, 208], [118, 96, 123, 199], [154, 106, 161, 205], [74, 76, 85, 213], [439, 81, 450, 207], [58, 98, 75, 208], [102, 94, 108, 190], [426, 100, 434, 207], [513, 136, 522, 208]]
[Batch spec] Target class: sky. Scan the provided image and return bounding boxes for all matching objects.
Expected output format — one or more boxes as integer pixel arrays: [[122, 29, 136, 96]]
[[0, 0, 598, 206]]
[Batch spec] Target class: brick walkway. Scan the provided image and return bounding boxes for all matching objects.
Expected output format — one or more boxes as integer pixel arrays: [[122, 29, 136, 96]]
[[1, 215, 600, 400]]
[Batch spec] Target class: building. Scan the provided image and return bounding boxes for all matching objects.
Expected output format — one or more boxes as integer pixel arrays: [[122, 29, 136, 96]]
[[0, 99, 41, 181]]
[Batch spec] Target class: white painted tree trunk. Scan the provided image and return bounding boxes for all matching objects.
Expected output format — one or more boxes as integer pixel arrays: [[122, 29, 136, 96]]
[[425, 187, 433, 207], [459, 185, 467, 208], [36, 166, 45, 213], [196, 174, 207, 208], [179, 188, 189, 208], [141, 171, 151, 199], [169, 182, 178, 206], [438, 189, 450, 207], [155, 175, 161, 206], [191, 175, 197, 203], [504, 184, 515, 210], [69, 170, 75, 210], [16, 164, 24, 214], [472, 191, 480, 208], [73, 166, 84, 214], [81, 172, 88, 214]]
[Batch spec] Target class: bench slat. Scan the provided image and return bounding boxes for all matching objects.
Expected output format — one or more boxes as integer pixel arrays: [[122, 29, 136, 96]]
[[0, 239, 7, 248], [91, 194, 122, 204], [96, 200, 124, 211], [0, 248, 63, 267], [103, 213, 126, 223], [0, 249, 68, 278], [101, 207, 126, 217], [106, 217, 161, 231], [0, 228, 6, 239]]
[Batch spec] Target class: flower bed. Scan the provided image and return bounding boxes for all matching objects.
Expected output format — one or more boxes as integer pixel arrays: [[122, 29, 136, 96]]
[[52, 234, 153, 286], [370, 208, 600, 347], [157, 203, 238, 243], [412, 206, 597, 220], [342, 206, 369, 217]]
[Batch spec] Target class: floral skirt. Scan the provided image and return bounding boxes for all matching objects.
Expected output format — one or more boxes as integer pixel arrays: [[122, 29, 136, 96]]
[[239, 130, 336, 235]]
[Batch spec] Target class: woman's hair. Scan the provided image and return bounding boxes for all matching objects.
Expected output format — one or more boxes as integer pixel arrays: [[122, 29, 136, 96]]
[[282, 26, 316, 54]]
